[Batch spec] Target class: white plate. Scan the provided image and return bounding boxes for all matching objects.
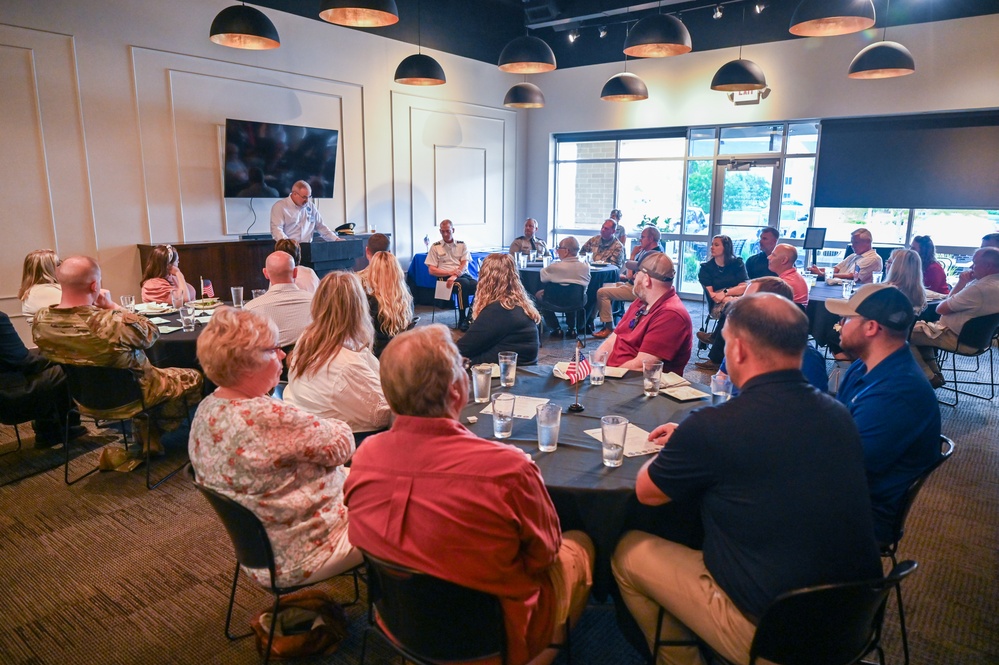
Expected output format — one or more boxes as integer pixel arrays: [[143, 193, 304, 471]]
[[135, 303, 175, 315]]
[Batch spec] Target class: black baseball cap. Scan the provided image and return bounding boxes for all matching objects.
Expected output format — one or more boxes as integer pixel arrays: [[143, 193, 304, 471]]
[[825, 283, 915, 331]]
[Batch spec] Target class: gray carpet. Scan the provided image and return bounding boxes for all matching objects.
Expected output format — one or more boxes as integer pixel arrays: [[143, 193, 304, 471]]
[[0, 300, 996, 664]]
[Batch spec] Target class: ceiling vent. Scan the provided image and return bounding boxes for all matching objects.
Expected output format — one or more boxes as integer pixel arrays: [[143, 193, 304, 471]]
[[523, 0, 561, 23]]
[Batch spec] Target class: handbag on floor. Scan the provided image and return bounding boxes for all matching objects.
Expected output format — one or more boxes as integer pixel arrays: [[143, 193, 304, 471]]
[[250, 588, 348, 659]]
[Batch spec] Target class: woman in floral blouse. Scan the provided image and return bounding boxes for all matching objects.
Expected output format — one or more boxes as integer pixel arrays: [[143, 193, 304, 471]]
[[189, 307, 360, 587]]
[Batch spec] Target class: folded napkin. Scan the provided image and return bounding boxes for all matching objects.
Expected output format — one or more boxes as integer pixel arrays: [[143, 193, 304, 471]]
[[157, 325, 182, 334], [660, 372, 689, 389], [825, 277, 844, 286], [552, 362, 628, 380]]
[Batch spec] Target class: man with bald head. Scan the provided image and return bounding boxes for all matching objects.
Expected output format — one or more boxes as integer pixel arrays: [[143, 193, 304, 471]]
[[767, 243, 808, 305], [613, 294, 881, 665], [32, 256, 202, 454], [244, 251, 314, 347], [344, 325, 594, 665]]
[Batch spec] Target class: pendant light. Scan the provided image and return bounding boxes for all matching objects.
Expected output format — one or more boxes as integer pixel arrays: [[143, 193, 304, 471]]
[[623, 11, 691, 58], [209, 4, 280, 50], [319, 0, 399, 28], [789, 0, 875, 37], [394, 0, 445, 85], [711, 5, 767, 91], [602, 25, 648, 102], [498, 35, 557, 74], [848, 0, 914, 79], [504, 81, 546, 109]]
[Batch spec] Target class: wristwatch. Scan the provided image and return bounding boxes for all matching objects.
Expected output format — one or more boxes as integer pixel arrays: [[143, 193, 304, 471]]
[[723, 288, 729, 295]]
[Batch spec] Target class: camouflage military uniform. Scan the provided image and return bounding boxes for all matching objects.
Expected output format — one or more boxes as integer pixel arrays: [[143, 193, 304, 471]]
[[32, 306, 202, 430]]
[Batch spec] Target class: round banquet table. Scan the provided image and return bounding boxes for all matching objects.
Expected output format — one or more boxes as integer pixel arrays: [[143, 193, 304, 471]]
[[806, 281, 943, 348], [460, 364, 708, 598], [143, 309, 208, 370], [519, 263, 621, 328]]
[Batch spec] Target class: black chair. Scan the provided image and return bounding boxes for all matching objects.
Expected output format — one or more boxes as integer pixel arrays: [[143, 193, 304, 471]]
[[61, 364, 190, 489], [538, 283, 588, 344], [650, 561, 919, 665], [359, 551, 507, 665], [878, 435, 955, 665], [0, 367, 73, 456], [430, 278, 462, 328], [192, 479, 361, 665], [935, 311, 999, 406], [0, 411, 25, 456]]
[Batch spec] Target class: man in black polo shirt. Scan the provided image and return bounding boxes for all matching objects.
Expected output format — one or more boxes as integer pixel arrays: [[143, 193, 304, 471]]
[[613, 293, 881, 665]]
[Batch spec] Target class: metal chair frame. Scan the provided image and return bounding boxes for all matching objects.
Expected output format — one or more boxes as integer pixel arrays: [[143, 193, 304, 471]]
[[878, 435, 955, 665], [934, 312, 999, 406], [430, 278, 462, 328], [192, 478, 361, 665], [61, 364, 190, 489]]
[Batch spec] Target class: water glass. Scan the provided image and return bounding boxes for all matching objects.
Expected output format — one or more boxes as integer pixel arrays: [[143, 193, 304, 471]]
[[600, 415, 628, 468], [589, 350, 608, 386], [171, 292, 186, 310], [179, 305, 197, 332], [251, 288, 266, 299], [536, 403, 561, 453], [841, 282, 854, 299], [231, 286, 244, 309], [872, 273, 884, 284], [710, 372, 732, 405], [120, 295, 135, 313], [642, 360, 663, 397], [491, 393, 515, 439], [498, 351, 518, 388], [472, 364, 493, 404]]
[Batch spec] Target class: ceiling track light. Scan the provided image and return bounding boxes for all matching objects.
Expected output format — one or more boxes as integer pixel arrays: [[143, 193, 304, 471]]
[[789, 0, 876, 37], [598, 26, 608, 38], [209, 4, 281, 50], [318, 0, 399, 28], [755, 3, 765, 14], [713, 6, 723, 20], [568, 29, 580, 44]]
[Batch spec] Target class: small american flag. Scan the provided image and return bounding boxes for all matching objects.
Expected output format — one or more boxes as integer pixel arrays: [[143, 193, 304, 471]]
[[201, 278, 214, 299], [565, 346, 591, 384]]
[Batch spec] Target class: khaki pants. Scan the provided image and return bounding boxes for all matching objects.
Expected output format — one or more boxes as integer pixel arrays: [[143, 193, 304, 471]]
[[909, 324, 959, 379], [612, 531, 756, 665], [596, 282, 636, 324]]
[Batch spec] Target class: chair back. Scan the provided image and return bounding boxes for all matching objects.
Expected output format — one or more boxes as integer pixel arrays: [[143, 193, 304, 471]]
[[362, 551, 506, 663], [750, 560, 918, 665], [541, 283, 586, 312], [193, 481, 278, 586], [61, 364, 145, 415], [956, 312, 999, 354], [884, 435, 955, 553]]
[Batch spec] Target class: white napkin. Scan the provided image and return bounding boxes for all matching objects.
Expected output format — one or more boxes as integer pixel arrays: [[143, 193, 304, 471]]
[[157, 325, 182, 334], [825, 277, 844, 286], [584, 424, 662, 457]]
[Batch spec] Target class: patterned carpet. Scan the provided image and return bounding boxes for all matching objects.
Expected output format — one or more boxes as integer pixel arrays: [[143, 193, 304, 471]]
[[0, 301, 996, 664]]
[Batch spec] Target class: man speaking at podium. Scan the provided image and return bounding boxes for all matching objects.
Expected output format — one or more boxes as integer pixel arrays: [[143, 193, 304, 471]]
[[270, 180, 339, 243]]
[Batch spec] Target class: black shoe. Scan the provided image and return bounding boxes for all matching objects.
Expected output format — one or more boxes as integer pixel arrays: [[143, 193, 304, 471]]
[[34, 425, 87, 448], [929, 373, 946, 389], [458, 319, 470, 332], [549, 329, 565, 339], [565, 328, 577, 338]]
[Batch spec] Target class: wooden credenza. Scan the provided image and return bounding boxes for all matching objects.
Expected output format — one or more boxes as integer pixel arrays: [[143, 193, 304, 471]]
[[137, 235, 379, 299]]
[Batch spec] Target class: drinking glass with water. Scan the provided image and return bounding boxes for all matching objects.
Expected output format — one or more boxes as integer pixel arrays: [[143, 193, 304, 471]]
[[498, 352, 517, 387], [589, 350, 609, 386], [600, 415, 628, 468], [491, 393, 515, 439], [710, 372, 732, 404], [472, 364, 493, 403], [642, 360, 663, 397], [536, 403, 561, 453]]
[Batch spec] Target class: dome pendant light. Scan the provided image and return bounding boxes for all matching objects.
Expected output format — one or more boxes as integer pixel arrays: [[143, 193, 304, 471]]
[[623, 12, 692, 58], [848, 0, 914, 79], [789, 0, 876, 37], [319, 0, 399, 28], [711, 5, 767, 92], [394, 0, 445, 85], [498, 35, 557, 74], [209, 4, 281, 50], [601, 72, 649, 102], [504, 81, 546, 109]]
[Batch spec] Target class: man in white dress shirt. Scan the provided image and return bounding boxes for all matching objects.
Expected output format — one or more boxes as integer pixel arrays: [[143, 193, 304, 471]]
[[244, 252, 314, 348], [809, 227, 882, 284], [270, 180, 339, 243]]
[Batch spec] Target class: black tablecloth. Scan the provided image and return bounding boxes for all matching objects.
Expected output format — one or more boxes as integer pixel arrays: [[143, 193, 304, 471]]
[[520, 265, 621, 325], [806, 282, 942, 347], [144, 311, 205, 370], [461, 365, 707, 597]]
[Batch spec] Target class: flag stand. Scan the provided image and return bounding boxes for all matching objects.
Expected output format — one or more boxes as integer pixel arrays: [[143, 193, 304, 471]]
[[568, 340, 585, 412]]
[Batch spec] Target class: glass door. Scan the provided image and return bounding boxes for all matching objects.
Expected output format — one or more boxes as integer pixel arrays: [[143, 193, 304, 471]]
[[712, 159, 782, 262]]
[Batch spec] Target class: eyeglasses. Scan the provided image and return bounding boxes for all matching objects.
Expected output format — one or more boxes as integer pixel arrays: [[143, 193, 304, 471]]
[[629, 306, 648, 329]]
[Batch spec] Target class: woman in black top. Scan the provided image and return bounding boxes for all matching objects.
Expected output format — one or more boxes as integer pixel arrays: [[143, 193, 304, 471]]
[[365, 251, 415, 357], [457, 253, 541, 365], [698, 235, 748, 315]]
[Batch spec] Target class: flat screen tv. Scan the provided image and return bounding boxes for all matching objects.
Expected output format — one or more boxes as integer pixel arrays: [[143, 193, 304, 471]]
[[223, 119, 338, 199]]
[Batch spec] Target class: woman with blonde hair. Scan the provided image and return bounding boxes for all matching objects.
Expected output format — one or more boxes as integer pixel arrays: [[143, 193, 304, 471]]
[[19, 249, 62, 322], [284, 271, 390, 433], [366, 251, 415, 357], [457, 253, 541, 365], [886, 248, 928, 314], [190, 307, 360, 587], [140, 244, 195, 304], [274, 238, 319, 292]]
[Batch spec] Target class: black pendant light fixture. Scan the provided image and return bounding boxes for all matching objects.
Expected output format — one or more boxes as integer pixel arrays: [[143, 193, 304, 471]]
[[623, 11, 692, 58], [848, 0, 914, 79], [711, 5, 767, 91], [498, 35, 557, 74], [603, 24, 648, 102], [209, 4, 280, 50], [789, 0, 876, 37], [318, 0, 399, 28], [504, 81, 546, 108], [394, 0, 445, 85]]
